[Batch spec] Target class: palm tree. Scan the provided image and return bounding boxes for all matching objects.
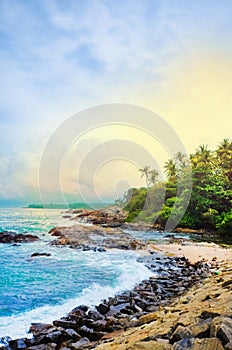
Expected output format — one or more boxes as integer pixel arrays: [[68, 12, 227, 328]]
[[139, 165, 150, 187], [174, 151, 188, 169], [216, 138, 232, 182], [191, 144, 215, 169], [164, 159, 177, 181], [149, 169, 160, 185]]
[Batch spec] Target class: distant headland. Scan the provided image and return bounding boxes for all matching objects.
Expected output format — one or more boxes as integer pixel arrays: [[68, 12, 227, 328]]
[[26, 202, 109, 209]]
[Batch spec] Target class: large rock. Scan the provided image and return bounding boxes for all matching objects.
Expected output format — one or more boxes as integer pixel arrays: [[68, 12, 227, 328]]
[[0, 231, 39, 243], [70, 337, 90, 349], [73, 206, 127, 227], [31, 252, 51, 257], [210, 316, 232, 345], [49, 223, 144, 250], [29, 323, 55, 336]]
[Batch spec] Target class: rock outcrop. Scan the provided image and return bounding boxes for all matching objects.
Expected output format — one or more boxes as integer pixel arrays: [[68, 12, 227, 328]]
[[49, 224, 145, 251], [73, 206, 127, 227], [0, 231, 39, 243]]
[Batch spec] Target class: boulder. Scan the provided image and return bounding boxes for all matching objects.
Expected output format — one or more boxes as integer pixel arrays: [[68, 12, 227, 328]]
[[79, 325, 106, 341], [189, 318, 212, 338], [0, 231, 39, 243], [210, 316, 232, 345], [31, 252, 51, 257], [70, 337, 90, 349], [29, 323, 55, 336], [63, 329, 81, 342], [96, 303, 110, 315], [53, 319, 77, 329], [169, 326, 191, 344]]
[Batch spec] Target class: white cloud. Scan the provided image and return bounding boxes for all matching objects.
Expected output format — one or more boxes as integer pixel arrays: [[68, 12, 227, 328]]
[[0, 0, 232, 203]]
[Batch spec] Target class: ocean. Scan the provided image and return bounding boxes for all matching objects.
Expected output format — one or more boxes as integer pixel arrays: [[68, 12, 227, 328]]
[[0, 208, 154, 340]]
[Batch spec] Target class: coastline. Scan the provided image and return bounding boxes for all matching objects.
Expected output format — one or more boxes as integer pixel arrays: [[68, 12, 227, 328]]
[[152, 241, 232, 264], [1, 207, 232, 349], [4, 239, 232, 349], [93, 259, 232, 350]]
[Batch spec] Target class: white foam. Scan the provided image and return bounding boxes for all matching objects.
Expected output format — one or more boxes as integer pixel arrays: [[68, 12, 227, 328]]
[[0, 258, 154, 339]]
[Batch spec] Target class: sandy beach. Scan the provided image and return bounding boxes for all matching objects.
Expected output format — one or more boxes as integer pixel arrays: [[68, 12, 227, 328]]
[[153, 241, 232, 263]]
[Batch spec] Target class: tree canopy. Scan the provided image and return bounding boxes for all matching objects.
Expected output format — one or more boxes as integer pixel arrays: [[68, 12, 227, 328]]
[[122, 139, 232, 237]]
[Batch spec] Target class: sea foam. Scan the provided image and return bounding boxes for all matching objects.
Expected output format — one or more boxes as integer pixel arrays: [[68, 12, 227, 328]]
[[0, 255, 153, 339]]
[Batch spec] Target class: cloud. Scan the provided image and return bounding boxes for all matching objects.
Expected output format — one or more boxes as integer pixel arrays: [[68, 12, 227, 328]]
[[0, 0, 232, 203]]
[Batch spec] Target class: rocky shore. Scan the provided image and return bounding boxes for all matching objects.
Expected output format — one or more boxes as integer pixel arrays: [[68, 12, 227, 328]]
[[49, 224, 145, 251], [3, 252, 232, 350], [1, 207, 231, 350]]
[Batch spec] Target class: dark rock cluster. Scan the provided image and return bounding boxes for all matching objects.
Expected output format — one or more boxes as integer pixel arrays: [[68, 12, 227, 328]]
[[3, 255, 219, 350], [0, 231, 39, 244]]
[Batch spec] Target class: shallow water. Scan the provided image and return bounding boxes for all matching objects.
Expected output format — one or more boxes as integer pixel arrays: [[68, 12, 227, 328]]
[[0, 208, 153, 339]]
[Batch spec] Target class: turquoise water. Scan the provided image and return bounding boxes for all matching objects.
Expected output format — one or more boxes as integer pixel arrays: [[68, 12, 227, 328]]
[[0, 209, 153, 339]]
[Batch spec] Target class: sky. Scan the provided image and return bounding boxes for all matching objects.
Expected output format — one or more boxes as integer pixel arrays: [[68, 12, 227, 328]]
[[0, 0, 232, 206]]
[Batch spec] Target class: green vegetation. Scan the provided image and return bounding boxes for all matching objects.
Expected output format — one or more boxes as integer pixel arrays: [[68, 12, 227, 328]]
[[122, 139, 232, 236]]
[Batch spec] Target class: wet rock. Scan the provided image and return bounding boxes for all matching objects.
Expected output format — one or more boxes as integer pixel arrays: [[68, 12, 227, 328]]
[[68, 307, 87, 320], [0, 336, 11, 349], [0, 231, 39, 243], [29, 323, 55, 336], [31, 252, 51, 257], [96, 303, 110, 315], [76, 305, 89, 313]]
